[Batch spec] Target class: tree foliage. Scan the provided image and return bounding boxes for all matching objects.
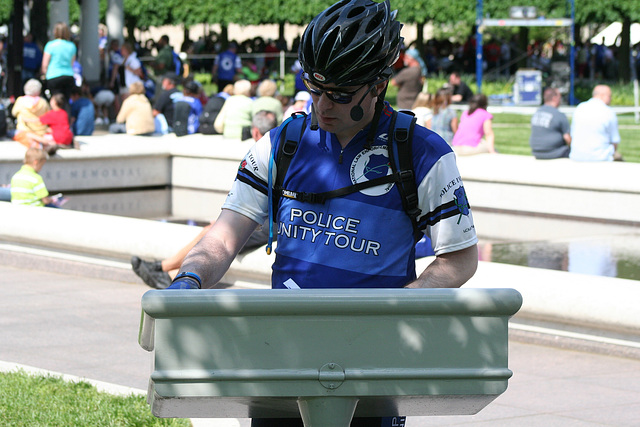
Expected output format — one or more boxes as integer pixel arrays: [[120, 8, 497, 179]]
[[392, 0, 475, 26], [0, 1, 11, 25], [574, 0, 640, 25]]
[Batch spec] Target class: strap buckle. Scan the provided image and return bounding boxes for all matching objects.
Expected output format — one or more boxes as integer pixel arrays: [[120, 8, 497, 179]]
[[397, 170, 414, 182], [299, 192, 326, 204]]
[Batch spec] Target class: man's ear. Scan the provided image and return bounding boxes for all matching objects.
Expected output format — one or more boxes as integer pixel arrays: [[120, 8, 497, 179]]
[[371, 81, 388, 98], [251, 127, 261, 141]]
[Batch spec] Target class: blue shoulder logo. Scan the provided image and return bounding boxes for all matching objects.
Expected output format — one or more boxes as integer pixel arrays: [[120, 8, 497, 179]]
[[454, 186, 470, 224]]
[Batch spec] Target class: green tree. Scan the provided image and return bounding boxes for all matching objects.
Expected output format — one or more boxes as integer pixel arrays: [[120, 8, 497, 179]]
[[0, 1, 11, 25], [574, 0, 640, 81], [392, 0, 476, 51]]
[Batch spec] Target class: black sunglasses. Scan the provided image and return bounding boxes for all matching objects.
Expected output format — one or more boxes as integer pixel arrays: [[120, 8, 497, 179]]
[[302, 78, 366, 104]]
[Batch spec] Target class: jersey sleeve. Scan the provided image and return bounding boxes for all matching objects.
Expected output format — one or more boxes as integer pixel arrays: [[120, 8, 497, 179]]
[[222, 131, 274, 224], [33, 175, 49, 201], [609, 111, 621, 144], [560, 111, 571, 135], [414, 137, 478, 256]]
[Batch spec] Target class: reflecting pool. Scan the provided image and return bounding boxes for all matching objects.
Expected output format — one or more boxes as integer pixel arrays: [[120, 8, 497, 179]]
[[58, 190, 640, 282]]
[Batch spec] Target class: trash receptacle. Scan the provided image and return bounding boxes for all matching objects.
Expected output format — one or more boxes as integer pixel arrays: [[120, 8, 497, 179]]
[[513, 69, 542, 105]]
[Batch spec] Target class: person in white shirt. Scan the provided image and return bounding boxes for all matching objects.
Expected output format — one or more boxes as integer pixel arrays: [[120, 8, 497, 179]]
[[120, 42, 143, 96], [570, 84, 622, 162]]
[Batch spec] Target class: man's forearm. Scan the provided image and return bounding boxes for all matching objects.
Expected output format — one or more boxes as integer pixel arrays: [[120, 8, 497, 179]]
[[176, 209, 260, 288], [406, 244, 478, 289], [179, 235, 236, 288]]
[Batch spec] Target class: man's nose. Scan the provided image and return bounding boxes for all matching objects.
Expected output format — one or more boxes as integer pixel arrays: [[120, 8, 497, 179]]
[[316, 92, 335, 110]]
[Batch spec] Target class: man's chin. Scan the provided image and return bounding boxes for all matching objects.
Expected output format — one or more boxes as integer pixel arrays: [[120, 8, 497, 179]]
[[317, 117, 337, 130]]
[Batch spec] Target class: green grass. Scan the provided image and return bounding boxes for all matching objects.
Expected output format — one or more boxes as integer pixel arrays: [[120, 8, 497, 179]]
[[0, 370, 190, 427], [492, 113, 640, 162], [191, 71, 640, 162]]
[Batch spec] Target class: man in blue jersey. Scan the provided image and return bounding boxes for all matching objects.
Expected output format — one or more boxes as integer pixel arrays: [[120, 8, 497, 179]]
[[170, 1, 478, 423], [212, 42, 242, 92], [173, 0, 477, 292]]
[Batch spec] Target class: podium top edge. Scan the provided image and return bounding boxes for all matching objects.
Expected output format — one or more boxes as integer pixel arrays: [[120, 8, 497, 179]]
[[141, 288, 523, 318]]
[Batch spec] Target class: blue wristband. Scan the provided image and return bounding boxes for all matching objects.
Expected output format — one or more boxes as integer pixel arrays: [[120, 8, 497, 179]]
[[173, 272, 202, 289]]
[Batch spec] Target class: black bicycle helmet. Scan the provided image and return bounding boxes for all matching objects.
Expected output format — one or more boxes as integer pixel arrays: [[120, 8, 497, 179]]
[[299, 0, 403, 87]]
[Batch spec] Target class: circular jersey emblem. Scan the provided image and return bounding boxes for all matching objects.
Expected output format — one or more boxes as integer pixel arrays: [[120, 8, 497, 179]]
[[350, 146, 394, 196], [221, 57, 233, 71], [313, 72, 327, 82]]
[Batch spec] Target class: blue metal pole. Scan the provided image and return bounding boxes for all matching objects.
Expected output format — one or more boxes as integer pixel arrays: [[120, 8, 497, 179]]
[[476, 0, 484, 93], [569, 0, 576, 104]]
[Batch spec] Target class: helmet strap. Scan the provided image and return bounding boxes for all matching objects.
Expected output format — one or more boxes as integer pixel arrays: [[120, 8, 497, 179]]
[[310, 104, 319, 130], [364, 83, 389, 150]]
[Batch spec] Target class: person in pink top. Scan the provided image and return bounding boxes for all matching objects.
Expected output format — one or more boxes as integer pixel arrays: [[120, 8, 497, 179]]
[[451, 93, 496, 155]]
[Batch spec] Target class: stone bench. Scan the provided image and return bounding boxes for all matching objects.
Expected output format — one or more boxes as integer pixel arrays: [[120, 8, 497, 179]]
[[2, 135, 639, 337], [2, 134, 639, 224], [455, 154, 640, 226], [139, 288, 522, 425]]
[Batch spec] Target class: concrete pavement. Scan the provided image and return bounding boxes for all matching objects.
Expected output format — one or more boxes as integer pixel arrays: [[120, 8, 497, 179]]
[[1, 260, 639, 426]]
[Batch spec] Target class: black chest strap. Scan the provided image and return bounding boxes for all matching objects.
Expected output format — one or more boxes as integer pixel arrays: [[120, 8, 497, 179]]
[[273, 111, 422, 240]]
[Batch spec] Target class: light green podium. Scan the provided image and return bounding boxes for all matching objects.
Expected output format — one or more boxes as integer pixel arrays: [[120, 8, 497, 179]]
[[139, 288, 522, 425]]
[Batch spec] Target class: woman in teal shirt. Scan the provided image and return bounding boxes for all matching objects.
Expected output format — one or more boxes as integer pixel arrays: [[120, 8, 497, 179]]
[[41, 22, 76, 100]]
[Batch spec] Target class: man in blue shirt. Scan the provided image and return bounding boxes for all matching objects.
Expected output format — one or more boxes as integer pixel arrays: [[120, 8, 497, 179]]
[[170, 2, 478, 423], [171, 0, 477, 299], [22, 33, 43, 85], [70, 86, 95, 136], [212, 42, 241, 91], [570, 84, 622, 161]]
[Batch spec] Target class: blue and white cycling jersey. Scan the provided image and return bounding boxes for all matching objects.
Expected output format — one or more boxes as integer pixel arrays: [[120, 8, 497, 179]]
[[215, 50, 241, 81], [225, 104, 477, 289]]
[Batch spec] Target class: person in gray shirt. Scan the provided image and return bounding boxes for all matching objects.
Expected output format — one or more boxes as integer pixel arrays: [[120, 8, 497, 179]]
[[529, 87, 571, 159]]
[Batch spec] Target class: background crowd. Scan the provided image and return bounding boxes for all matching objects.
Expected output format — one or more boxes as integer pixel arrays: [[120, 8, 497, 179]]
[[0, 20, 633, 163]]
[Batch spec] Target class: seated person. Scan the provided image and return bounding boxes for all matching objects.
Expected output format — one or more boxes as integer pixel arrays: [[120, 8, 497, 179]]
[[11, 79, 50, 148], [426, 88, 458, 145], [529, 87, 571, 159], [131, 110, 279, 288], [92, 87, 115, 124], [283, 90, 311, 120], [70, 85, 95, 136], [10, 147, 58, 207], [451, 94, 496, 156], [108, 81, 155, 135], [21, 93, 74, 154], [152, 72, 181, 134], [172, 79, 203, 136], [0, 185, 11, 202], [214, 79, 254, 139], [198, 93, 227, 135], [411, 92, 433, 128], [570, 84, 622, 162], [448, 70, 474, 104], [251, 79, 283, 124]]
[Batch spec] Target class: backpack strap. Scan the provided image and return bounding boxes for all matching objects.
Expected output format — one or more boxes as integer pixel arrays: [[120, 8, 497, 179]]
[[272, 113, 308, 212], [387, 110, 422, 242], [272, 111, 398, 205], [269, 111, 422, 246]]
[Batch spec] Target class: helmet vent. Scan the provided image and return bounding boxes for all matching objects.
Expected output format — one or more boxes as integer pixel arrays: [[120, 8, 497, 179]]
[[372, 37, 384, 55], [318, 27, 340, 66], [366, 11, 384, 33], [341, 43, 367, 69], [320, 15, 340, 36], [343, 22, 360, 45], [325, 0, 349, 17], [347, 6, 365, 19]]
